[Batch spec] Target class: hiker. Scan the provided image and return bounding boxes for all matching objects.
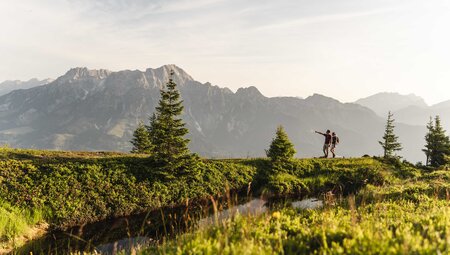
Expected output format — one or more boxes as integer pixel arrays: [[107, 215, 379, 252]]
[[315, 130, 332, 158], [331, 132, 339, 158]]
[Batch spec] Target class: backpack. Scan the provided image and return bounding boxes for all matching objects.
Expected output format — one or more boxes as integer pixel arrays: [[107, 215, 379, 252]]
[[333, 136, 340, 144]]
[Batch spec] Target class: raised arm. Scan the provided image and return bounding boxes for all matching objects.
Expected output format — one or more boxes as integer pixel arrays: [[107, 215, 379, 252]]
[[315, 131, 324, 135]]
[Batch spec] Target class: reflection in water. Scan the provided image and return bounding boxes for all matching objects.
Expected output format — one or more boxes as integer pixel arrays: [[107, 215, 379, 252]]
[[292, 198, 323, 210], [198, 198, 267, 227], [15, 197, 322, 254], [95, 236, 151, 254]]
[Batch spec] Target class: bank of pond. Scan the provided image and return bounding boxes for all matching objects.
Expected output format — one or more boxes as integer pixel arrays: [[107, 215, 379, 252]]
[[0, 148, 449, 254]]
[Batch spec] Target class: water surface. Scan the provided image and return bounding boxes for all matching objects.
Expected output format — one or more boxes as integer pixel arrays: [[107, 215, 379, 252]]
[[15, 197, 321, 254]]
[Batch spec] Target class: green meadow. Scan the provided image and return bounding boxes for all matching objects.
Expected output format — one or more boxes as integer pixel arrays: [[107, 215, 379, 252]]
[[0, 147, 448, 254]]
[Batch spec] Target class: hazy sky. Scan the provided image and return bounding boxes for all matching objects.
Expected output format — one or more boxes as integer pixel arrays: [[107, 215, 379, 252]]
[[1, 0, 449, 104]]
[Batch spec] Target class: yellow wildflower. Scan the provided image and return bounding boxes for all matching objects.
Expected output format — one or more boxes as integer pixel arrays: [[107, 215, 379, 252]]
[[272, 211, 281, 219]]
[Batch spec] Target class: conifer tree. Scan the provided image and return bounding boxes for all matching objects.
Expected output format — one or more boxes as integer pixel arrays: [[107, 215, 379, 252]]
[[428, 116, 450, 167], [150, 70, 192, 171], [146, 112, 157, 142], [130, 121, 152, 154], [266, 125, 296, 162], [378, 111, 402, 158], [422, 117, 434, 166]]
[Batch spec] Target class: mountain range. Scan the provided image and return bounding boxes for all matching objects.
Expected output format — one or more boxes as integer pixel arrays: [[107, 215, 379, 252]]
[[0, 78, 53, 96], [0, 65, 446, 163], [357, 92, 450, 131]]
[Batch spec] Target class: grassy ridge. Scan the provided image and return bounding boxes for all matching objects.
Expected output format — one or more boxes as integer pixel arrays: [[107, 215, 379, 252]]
[[0, 148, 255, 230], [234, 157, 387, 196]]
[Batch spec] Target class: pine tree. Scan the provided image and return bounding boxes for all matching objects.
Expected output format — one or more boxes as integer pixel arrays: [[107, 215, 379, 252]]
[[422, 117, 434, 166], [149, 70, 192, 172], [266, 125, 296, 162], [428, 116, 450, 167], [378, 111, 402, 158], [130, 121, 152, 154]]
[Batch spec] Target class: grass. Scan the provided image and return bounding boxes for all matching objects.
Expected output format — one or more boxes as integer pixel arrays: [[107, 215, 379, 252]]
[[144, 198, 450, 255], [0, 200, 46, 251]]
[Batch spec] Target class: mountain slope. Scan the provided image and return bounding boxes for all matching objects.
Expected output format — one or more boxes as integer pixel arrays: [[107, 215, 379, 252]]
[[389, 100, 450, 131], [0, 65, 426, 162]]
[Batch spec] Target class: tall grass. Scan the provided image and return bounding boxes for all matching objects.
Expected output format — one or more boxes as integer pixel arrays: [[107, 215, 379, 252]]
[[142, 197, 450, 254], [0, 200, 44, 242]]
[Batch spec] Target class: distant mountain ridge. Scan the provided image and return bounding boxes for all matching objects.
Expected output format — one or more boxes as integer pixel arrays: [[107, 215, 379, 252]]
[[355, 92, 450, 131], [0, 65, 428, 162], [355, 92, 428, 117], [0, 78, 53, 96]]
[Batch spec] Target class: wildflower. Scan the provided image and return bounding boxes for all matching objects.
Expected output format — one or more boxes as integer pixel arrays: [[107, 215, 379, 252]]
[[272, 211, 281, 219]]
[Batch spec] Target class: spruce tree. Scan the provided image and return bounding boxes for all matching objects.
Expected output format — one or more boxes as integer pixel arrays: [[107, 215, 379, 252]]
[[378, 111, 402, 158], [130, 121, 152, 154], [266, 125, 296, 162], [428, 116, 450, 167], [422, 117, 434, 166], [146, 112, 157, 142], [150, 70, 192, 173]]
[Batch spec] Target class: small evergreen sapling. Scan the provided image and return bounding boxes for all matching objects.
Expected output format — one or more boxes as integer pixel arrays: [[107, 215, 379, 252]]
[[266, 126, 303, 194], [379, 111, 402, 158], [427, 116, 450, 167], [130, 121, 152, 154], [266, 125, 296, 163]]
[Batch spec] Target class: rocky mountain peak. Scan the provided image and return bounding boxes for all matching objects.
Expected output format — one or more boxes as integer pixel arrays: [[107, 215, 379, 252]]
[[145, 64, 194, 86], [235, 86, 264, 98], [57, 67, 111, 83]]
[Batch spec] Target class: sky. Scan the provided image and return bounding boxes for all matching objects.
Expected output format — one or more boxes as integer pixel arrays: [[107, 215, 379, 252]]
[[1, 0, 449, 105]]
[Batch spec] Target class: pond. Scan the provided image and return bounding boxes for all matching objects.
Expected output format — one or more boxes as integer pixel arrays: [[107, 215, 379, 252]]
[[14, 197, 322, 254]]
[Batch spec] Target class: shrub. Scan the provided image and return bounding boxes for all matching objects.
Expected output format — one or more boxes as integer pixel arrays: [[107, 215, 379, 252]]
[[267, 173, 307, 196], [0, 151, 256, 229]]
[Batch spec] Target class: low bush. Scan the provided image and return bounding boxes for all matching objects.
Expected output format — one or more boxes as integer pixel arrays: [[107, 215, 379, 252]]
[[0, 149, 396, 232], [0, 149, 256, 229], [267, 172, 307, 196]]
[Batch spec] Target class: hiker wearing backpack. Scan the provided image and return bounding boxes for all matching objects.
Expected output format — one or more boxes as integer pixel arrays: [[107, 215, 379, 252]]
[[315, 130, 332, 158], [331, 132, 339, 158]]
